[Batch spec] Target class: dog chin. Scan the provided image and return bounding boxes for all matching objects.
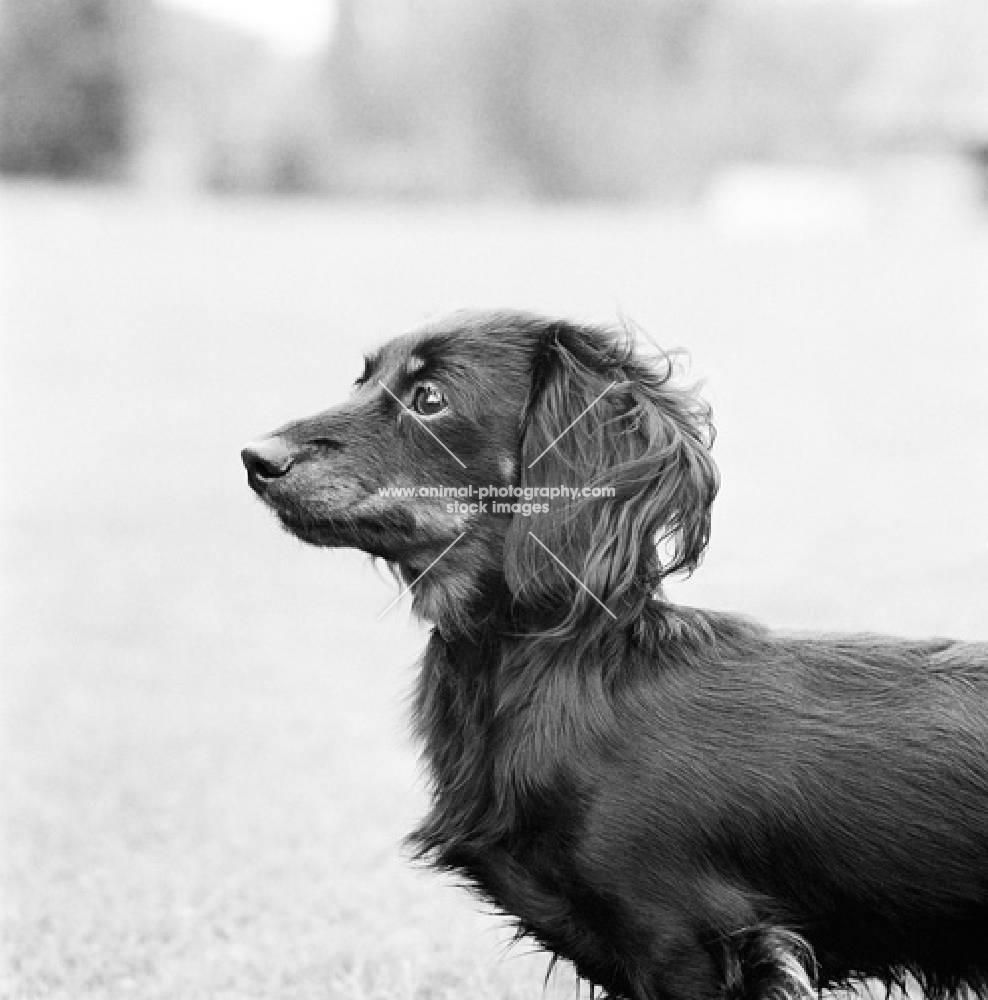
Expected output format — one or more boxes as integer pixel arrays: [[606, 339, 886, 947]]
[[274, 508, 349, 547], [271, 502, 424, 562]]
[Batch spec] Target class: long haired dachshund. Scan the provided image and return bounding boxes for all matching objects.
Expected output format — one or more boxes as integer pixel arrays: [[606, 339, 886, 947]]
[[242, 310, 988, 1000]]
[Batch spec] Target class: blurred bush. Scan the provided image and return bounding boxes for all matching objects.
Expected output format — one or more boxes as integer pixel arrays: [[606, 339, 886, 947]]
[[2, 0, 986, 200], [0, 0, 141, 179]]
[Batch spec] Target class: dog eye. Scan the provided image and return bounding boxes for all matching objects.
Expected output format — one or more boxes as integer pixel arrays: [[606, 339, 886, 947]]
[[412, 385, 448, 417]]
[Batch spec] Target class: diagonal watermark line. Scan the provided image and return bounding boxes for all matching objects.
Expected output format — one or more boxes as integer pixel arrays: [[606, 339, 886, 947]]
[[376, 531, 468, 620], [527, 531, 617, 620], [527, 381, 616, 469], [378, 380, 467, 468]]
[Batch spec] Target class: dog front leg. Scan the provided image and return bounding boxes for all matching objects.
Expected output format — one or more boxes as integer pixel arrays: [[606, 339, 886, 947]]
[[722, 926, 818, 1000]]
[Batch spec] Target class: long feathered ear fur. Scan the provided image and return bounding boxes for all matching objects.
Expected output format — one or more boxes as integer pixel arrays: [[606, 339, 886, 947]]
[[503, 321, 718, 632]]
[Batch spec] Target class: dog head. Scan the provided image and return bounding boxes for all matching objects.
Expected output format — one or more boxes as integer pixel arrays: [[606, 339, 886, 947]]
[[243, 310, 718, 635]]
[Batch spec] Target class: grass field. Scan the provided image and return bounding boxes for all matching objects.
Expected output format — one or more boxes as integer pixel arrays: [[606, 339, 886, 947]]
[[2, 183, 986, 999]]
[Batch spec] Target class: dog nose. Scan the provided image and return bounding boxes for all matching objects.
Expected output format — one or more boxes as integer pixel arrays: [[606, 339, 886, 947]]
[[241, 437, 295, 480]]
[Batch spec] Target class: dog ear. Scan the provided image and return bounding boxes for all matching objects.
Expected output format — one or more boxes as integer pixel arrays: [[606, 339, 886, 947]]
[[503, 323, 719, 629]]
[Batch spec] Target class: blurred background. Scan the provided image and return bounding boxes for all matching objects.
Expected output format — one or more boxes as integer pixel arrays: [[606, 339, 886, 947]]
[[2, 1, 987, 998], [3, 0, 988, 207]]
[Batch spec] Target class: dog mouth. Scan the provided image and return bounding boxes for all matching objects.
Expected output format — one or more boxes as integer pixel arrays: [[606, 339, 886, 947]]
[[246, 469, 273, 496], [272, 503, 363, 548], [260, 492, 345, 542], [259, 489, 424, 560], [244, 456, 472, 562], [246, 464, 363, 535]]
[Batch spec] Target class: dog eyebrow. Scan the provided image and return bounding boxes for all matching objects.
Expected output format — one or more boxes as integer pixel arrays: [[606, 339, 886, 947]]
[[406, 355, 427, 376]]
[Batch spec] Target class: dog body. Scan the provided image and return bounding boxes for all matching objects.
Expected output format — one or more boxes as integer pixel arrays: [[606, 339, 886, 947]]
[[416, 617, 988, 999], [243, 311, 988, 1000]]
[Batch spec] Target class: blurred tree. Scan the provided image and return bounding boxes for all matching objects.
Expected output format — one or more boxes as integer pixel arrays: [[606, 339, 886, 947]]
[[2, 0, 949, 201], [321, 0, 719, 199], [0, 0, 143, 179], [317, 0, 875, 201], [464, 0, 718, 198]]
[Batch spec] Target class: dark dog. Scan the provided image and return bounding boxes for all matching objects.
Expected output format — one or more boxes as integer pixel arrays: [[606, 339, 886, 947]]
[[242, 310, 988, 1000]]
